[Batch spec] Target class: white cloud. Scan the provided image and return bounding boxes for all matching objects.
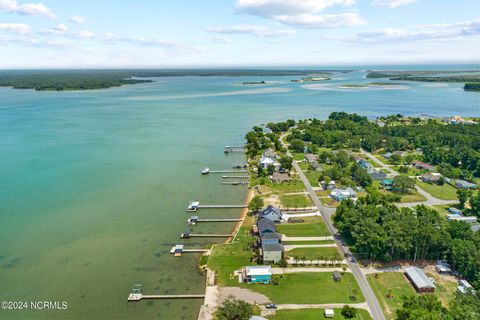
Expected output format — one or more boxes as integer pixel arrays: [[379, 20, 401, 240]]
[[371, 0, 416, 8], [39, 24, 96, 39], [206, 24, 295, 37], [209, 36, 233, 44], [102, 33, 203, 54], [70, 15, 92, 24], [234, 0, 365, 28], [335, 18, 480, 43], [52, 23, 68, 32], [0, 22, 30, 33], [0, 0, 56, 19]]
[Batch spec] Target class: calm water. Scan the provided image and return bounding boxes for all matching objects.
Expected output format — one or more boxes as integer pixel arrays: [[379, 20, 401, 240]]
[[0, 67, 479, 320]]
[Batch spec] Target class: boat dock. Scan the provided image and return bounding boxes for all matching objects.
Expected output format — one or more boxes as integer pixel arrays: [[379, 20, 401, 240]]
[[222, 175, 249, 179], [221, 181, 248, 185], [224, 145, 245, 153], [170, 244, 210, 256], [127, 285, 205, 301], [188, 216, 242, 224], [181, 231, 232, 238], [202, 169, 248, 174], [187, 201, 247, 211]]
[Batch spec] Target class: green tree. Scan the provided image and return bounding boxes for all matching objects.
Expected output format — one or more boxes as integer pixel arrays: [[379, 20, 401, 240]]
[[396, 295, 449, 320], [457, 189, 473, 209], [341, 305, 357, 319], [289, 139, 305, 153], [279, 156, 293, 171], [248, 196, 264, 213], [469, 194, 480, 215], [390, 154, 402, 164], [393, 175, 416, 194], [215, 298, 254, 320], [398, 166, 409, 174], [448, 291, 480, 320]]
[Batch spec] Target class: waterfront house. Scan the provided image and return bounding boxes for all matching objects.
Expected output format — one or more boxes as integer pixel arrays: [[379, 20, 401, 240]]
[[263, 148, 277, 159], [421, 172, 443, 184], [330, 187, 357, 201], [257, 218, 276, 235], [412, 160, 434, 171], [244, 266, 272, 284], [261, 243, 284, 263], [258, 205, 283, 222], [271, 172, 290, 184], [260, 232, 282, 245], [454, 179, 478, 190], [260, 156, 275, 169], [405, 266, 436, 293], [448, 207, 463, 215]]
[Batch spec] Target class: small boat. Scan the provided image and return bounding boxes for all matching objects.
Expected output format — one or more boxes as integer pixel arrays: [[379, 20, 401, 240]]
[[201, 168, 210, 175]]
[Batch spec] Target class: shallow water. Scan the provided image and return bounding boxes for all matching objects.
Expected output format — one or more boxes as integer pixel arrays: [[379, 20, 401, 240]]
[[0, 67, 479, 319]]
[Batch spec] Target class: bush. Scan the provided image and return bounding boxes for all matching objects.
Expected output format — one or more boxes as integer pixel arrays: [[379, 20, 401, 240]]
[[215, 298, 254, 320], [341, 305, 357, 318]]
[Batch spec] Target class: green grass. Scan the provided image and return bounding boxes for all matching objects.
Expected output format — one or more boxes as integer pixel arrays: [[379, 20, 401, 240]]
[[320, 197, 341, 207], [304, 171, 322, 186], [416, 181, 458, 200], [430, 204, 451, 217], [392, 166, 421, 176], [298, 162, 309, 170], [367, 273, 415, 319], [292, 153, 305, 161], [286, 247, 342, 260], [258, 180, 306, 194], [277, 217, 331, 237], [280, 194, 313, 208], [267, 308, 372, 320], [316, 190, 330, 197], [283, 240, 335, 245], [398, 190, 427, 203], [207, 216, 256, 286], [426, 272, 457, 307], [241, 272, 365, 304]]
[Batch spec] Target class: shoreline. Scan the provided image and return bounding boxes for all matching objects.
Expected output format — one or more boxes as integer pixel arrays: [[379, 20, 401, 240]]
[[226, 187, 254, 244]]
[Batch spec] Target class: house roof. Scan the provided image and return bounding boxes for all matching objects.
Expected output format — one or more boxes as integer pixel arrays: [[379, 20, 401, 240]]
[[412, 160, 434, 170], [245, 266, 272, 276], [263, 148, 277, 158], [261, 232, 282, 240], [259, 205, 283, 219], [448, 207, 463, 215], [260, 156, 275, 165], [455, 179, 477, 188], [257, 218, 276, 233], [262, 243, 284, 252], [304, 153, 318, 163], [370, 172, 387, 180], [405, 266, 436, 289], [271, 172, 290, 183]]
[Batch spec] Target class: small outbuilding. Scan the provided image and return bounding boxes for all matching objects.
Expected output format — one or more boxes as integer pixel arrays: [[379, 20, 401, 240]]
[[405, 266, 436, 293], [332, 271, 342, 282], [324, 309, 335, 318]]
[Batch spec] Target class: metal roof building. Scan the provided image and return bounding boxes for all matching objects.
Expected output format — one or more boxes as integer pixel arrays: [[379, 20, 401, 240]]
[[405, 266, 436, 293]]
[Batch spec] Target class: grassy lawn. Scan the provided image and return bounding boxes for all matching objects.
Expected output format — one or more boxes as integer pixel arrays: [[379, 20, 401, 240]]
[[416, 181, 458, 200], [298, 162, 309, 170], [316, 190, 330, 197], [267, 308, 372, 320], [292, 153, 305, 161], [399, 190, 427, 203], [430, 204, 451, 217], [286, 247, 342, 260], [367, 273, 415, 319], [277, 217, 331, 237], [283, 240, 335, 245], [392, 166, 421, 176], [257, 180, 306, 194], [320, 197, 341, 207], [304, 171, 322, 186], [280, 194, 313, 208], [207, 216, 256, 286], [242, 272, 365, 304], [427, 272, 457, 307]]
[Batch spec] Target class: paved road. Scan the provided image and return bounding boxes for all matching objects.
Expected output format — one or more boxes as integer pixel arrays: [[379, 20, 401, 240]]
[[280, 135, 385, 320], [360, 149, 457, 208]]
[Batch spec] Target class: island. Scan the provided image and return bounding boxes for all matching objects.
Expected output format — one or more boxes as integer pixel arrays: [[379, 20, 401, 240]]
[[200, 112, 479, 320], [291, 76, 331, 83]]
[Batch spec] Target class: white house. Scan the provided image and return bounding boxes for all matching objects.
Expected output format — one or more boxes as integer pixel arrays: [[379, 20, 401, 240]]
[[330, 187, 357, 201]]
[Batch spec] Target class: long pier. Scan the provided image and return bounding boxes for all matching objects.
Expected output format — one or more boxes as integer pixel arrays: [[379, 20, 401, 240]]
[[221, 181, 248, 185], [181, 232, 232, 238], [222, 175, 249, 179], [187, 201, 247, 211], [209, 170, 248, 174], [170, 245, 210, 256], [224, 145, 245, 153], [188, 216, 242, 224], [128, 293, 205, 301]]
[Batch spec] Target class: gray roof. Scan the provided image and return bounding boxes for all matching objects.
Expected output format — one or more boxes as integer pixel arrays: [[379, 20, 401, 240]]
[[261, 232, 282, 240], [455, 179, 477, 188], [257, 218, 276, 233], [370, 172, 387, 180], [259, 205, 283, 219], [262, 243, 284, 252], [405, 266, 435, 289]]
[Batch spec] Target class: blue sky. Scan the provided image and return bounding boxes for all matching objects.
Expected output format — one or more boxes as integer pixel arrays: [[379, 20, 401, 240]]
[[0, 0, 479, 67]]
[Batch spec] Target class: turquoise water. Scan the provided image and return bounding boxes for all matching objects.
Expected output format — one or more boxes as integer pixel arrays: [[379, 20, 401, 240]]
[[0, 68, 479, 320]]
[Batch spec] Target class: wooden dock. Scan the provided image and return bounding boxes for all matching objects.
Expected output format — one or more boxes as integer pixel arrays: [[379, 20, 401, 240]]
[[170, 245, 210, 256], [221, 181, 248, 185], [181, 232, 232, 238], [197, 204, 247, 209], [208, 170, 248, 174], [188, 216, 242, 224], [224, 145, 245, 153], [222, 175, 249, 179], [128, 293, 205, 301]]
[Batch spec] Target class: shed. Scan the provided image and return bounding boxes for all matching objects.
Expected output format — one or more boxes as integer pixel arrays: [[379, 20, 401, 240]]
[[457, 280, 475, 294], [332, 271, 342, 282], [325, 309, 335, 318], [448, 207, 463, 215], [405, 266, 436, 293]]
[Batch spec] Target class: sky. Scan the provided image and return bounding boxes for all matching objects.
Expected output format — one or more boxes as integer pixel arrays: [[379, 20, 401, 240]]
[[0, 0, 479, 68]]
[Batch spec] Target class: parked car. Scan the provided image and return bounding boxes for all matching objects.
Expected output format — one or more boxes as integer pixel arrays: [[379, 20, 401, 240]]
[[265, 304, 277, 309]]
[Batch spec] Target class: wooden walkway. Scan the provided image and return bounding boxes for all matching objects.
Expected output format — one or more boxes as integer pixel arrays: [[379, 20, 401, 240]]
[[221, 181, 248, 185], [222, 175, 250, 179], [197, 204, 247, 209], [188, 217, 242, 224], [128, 293, 205, 301], [181, 233, 232, 238], [208, 170, 247, 174]]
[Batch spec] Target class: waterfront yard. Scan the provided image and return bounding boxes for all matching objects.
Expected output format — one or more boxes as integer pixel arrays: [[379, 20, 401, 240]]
[[277, 217, 330, 237], [286, 247, 342, 261], [283, 240, 335, 245], [257, 180, 306, 194], [280, 194, 313, 208], [243, 272, 365, 304], [267, 308, 372, 320], [416, 181, 458, 200], [366, 272, 415, 319]]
